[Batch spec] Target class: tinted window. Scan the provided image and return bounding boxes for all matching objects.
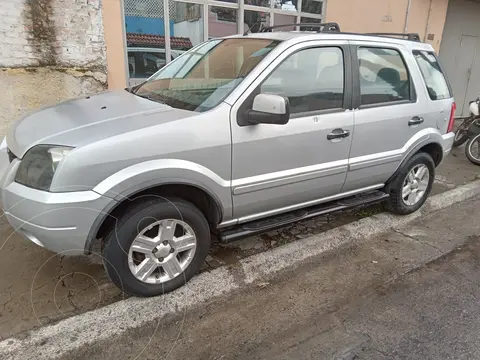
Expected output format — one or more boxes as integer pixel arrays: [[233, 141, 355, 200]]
[[413, 50, 451, 100], [358, 47, 411, 106], [260, 47, 344, 114]]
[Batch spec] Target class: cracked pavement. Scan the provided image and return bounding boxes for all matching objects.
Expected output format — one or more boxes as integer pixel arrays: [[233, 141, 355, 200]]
[[72, 195, 480, 360], [0, 145, 479, 340]]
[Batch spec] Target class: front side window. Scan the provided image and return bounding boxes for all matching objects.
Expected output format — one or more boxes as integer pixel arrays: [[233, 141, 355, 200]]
[[413, 50, 451, 100], [260, 47, 344, 114], [358, 47, 411, 106], [132, 38, 280, 112]]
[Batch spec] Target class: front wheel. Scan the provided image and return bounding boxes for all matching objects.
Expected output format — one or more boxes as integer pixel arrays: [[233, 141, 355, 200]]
[[102, 197, 211, 297], [465, 134, 480, 166], [453, 119, 471, 147], [385, 152, 435, 215]]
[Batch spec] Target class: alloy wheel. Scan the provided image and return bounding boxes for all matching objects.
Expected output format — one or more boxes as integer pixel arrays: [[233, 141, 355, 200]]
[[127, 219, 197, 284], [402, 164, 430, 206]]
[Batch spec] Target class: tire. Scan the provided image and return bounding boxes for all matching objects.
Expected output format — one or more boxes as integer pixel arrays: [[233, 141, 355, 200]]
[[453, 128, 469, 147], [385, 152, 435, 215], [102, 197, 211, 297], [465, 134, 480, 166], [453, 118, 472, 147]]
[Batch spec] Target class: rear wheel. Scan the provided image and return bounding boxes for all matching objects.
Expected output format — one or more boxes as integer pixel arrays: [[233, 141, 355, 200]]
[[385, 152, 435, 215], [102, 197, 210, 297], [465, 133, 480, 165], [453, 118, 472, 147]]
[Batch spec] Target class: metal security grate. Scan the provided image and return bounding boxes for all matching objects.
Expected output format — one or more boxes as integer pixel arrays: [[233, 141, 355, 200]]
[[124, 0, 164, 18], [124, 0, 179, 21]]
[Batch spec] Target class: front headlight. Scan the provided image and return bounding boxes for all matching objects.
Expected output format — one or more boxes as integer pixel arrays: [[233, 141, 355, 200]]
[[15, 145, 73, 191]]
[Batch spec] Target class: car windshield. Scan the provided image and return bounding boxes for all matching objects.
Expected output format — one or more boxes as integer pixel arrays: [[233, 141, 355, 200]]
[[132, 38, 280, 112]]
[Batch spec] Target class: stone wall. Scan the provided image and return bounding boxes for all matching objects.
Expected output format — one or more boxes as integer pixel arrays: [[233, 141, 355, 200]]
[[0, 68, 106, 137], [0, 0, 105, 68], [0, 0, 107, 136]]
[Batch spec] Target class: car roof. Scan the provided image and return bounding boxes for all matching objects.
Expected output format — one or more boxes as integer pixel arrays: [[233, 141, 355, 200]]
[[225, 32, 435, 52]]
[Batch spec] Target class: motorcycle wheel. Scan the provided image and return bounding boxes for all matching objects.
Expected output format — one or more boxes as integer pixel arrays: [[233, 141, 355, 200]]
[[465, 133, 480, 165], [453, 118, 472, 147]]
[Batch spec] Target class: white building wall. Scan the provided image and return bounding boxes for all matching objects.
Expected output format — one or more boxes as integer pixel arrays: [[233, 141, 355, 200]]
[[173, 20, 204, 46]]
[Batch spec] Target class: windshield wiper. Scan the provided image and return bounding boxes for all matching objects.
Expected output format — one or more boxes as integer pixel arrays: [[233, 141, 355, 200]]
[[134, 92, 168, 105], [135, 93, 150, 99]]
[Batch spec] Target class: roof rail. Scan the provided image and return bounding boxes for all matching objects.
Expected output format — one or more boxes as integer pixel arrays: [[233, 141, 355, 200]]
[[365, 32, 421, 42], [248, 23, 422, 43], [258, 22, 341, 33]]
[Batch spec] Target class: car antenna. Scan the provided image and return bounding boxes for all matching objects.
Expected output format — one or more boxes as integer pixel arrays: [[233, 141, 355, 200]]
[[243, 19, 264, 36]]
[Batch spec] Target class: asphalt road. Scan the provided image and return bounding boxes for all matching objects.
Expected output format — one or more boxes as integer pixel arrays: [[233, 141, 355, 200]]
[[73, 196, 480, 360], [0, 145, 479, 340]]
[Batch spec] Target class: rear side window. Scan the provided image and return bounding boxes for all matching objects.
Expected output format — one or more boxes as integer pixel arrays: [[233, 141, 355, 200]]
[[413, 50, 451, 100], [358, 47, 411, 106]]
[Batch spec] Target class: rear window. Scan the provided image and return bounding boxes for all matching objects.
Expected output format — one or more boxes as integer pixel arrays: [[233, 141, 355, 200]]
[[413, 50, 451, 100]]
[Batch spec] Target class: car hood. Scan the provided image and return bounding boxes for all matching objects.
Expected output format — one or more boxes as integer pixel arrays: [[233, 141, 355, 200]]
[[6, 90, 193, 158]]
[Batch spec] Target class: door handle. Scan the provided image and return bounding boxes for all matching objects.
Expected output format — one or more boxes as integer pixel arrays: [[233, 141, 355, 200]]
[[409, 116, 424, 126], [327, 129, 350, 140]]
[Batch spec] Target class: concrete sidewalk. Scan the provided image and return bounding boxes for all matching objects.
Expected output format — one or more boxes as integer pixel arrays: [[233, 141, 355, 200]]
[[58, 195, 480, 360]]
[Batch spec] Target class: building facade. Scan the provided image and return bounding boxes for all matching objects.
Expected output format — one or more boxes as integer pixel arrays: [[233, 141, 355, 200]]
[[121, 0, 326, 85], [1, 0, 479, 137], [101, 0, 479, 116]]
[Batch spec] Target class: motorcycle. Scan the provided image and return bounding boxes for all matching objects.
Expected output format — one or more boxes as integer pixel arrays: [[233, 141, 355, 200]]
[[453, 96, 480, 147], [463, 98, 480, 165]]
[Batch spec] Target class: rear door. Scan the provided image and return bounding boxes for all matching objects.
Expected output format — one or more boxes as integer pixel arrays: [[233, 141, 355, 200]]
[[230, 41, 354, 221], [343, 41, 434, 192]]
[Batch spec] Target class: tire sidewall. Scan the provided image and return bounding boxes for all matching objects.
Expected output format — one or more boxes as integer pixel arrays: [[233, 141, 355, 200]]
[[453, 118, 474, 147], [453, 129, 468, 147], [387, 152, 435, 214], [103, 198, 210, 297], [465, 135, 480, 165]]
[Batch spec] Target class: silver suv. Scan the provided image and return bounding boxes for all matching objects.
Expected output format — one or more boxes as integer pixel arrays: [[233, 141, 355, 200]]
[[0, 24, 456, 297]]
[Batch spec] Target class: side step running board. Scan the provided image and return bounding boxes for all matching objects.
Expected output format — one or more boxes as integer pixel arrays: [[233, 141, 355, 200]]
[[219, 190, 390, 243]]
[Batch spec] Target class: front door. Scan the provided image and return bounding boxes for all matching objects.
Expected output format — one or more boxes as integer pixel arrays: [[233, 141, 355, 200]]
[[230, 41, 354, 221]]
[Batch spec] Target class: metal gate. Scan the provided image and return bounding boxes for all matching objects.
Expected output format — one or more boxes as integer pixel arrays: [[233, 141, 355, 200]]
[[439, 0, 480, 116]]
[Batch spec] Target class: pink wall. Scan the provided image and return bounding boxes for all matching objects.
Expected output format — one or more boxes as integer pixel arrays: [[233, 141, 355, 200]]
[[103, 0, 128, 89], [208, 12, 247, 38], [325, 0, 449, 52]]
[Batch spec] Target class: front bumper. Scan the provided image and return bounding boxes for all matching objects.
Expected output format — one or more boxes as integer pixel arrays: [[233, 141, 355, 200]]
[[0, 147, 114, 255]]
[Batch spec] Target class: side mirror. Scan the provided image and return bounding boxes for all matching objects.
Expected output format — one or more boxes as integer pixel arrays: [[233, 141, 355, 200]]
[[246, 93, 290, 125]]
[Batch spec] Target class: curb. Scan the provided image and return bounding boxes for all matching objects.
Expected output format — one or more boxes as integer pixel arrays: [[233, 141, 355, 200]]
[[2, 180, 480, 360]]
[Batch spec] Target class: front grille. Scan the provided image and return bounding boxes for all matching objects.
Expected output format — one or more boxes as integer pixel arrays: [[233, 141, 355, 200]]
[[7, 148, 17, 163]]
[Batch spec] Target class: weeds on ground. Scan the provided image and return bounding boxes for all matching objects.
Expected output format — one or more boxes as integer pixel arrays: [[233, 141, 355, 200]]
[[355, 204, 384, 219]]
